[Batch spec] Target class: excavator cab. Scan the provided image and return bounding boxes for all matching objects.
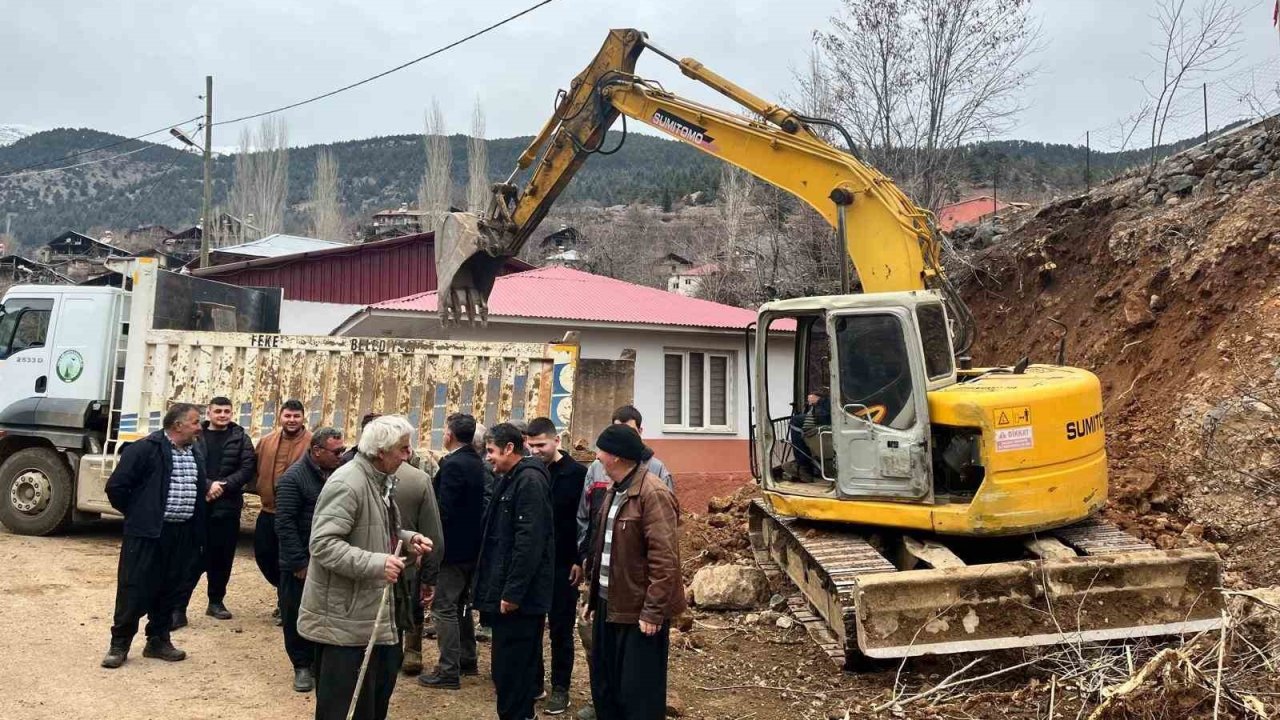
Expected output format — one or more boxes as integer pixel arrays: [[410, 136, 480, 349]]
[[757, 291, 948, 504]]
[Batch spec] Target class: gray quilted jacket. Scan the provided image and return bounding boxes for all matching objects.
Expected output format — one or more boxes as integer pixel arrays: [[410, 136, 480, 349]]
[[298, 454, 418, 647]]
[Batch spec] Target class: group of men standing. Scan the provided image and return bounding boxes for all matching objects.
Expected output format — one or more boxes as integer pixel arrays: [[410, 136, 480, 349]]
[[100, 396, 684, 720]]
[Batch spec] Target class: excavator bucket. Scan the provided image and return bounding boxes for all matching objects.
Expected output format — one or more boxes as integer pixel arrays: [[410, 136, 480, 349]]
[[435, 212, 509, 326], [853, 549, 1223, 658], [749, 501, 1224, 665]]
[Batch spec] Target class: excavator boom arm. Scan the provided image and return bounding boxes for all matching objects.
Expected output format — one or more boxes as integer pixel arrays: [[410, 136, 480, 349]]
[[436, 28, 944, 325]]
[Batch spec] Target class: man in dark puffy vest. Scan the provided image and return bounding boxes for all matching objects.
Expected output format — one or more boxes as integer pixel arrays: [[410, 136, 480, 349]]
[[174, 396, 256, 627], [275, 427, 346, 693]]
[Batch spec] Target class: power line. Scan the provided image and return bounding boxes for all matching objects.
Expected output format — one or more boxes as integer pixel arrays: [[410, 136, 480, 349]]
[[0, 115, 202, 177], [1, 138, 189, 179], [213, 0, 560, 128], [1, 1, 557, 182]]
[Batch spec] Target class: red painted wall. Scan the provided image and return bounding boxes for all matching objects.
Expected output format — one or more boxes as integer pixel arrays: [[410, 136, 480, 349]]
[[647, 438, 754, 515]]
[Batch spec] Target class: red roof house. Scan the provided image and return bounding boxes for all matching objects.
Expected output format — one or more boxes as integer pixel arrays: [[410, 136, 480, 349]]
[[337, 266, 796, 511], [937, 196, 1009, 232]]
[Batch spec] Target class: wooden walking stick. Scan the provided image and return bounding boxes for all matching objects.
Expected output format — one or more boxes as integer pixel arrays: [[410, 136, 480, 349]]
[[346, 539, 403, 720]]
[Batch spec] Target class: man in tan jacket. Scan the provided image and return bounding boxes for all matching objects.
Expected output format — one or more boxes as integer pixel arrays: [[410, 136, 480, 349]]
[[253, 399, 312, 621]]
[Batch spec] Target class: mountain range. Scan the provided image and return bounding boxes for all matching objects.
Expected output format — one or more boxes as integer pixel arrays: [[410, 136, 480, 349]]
[[0, 125, 1186, 252]]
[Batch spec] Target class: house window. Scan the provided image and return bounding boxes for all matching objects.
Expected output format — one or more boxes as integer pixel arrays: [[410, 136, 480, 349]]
[[664, 349, 733, 431]]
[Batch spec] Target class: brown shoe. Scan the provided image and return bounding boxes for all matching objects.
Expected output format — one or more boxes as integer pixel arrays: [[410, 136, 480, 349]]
[[401, 623, 423, 675]]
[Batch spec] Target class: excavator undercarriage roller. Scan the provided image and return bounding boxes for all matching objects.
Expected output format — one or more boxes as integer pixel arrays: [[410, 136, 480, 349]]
[[748, 500, 1224, 666]]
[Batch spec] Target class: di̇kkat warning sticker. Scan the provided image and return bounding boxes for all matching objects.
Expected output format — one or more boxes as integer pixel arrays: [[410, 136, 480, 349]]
[[995, 426, 1034, 452]]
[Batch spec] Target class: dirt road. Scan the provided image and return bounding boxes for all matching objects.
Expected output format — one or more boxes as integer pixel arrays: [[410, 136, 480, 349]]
[[0, 521, 847, 720]]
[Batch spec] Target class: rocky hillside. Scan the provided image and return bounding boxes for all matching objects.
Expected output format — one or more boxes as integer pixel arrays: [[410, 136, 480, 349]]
[[958, 117, 1280, 587]]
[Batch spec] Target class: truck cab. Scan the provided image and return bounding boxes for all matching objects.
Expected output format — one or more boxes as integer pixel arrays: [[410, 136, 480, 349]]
[[0, 284, 124, 534]]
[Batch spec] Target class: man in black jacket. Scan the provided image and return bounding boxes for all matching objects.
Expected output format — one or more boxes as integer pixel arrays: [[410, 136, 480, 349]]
[[101, 403, 208, 669], [525, 416, 587, 715], [174, 396, 256, 627], [419, 413, 487, 691], [473, 423, 554, 720], [275, 427, 345, 693]]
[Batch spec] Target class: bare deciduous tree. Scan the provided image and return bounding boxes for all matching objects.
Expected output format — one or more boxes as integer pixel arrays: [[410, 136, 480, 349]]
[[1145, 0, 1245, 170], [697, 164, 757, 304], [228, 117, 289, 239], [819, 0, 1038, 210], [420, 99, 452, 235], [309, 149, 345, 242], [467, 98, 490, 213]]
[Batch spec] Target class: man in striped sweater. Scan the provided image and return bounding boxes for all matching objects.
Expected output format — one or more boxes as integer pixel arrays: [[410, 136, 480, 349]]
[[582, 425, 684, 720]]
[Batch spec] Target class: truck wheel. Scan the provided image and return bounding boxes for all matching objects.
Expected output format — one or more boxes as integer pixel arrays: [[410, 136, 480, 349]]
[[0, 447, 74, 536]]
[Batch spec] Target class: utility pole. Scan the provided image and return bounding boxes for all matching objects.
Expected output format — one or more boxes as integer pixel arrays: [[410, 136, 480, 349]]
[[200, 75, 213, 268], [1202, 82, 1209, 146], [1085, 131, 1091, 191]]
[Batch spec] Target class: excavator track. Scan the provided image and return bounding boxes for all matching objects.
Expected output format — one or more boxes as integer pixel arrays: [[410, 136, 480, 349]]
[[748, 500, 1224, 667]]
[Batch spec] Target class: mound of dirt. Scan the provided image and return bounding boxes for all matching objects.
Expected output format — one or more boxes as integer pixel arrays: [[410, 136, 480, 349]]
[[680, 484, 758, 581], [958, 118, 1280, 586]]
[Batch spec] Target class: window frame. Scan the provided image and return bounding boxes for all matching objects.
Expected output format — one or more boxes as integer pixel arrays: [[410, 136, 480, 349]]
[[0, 299, 53, 360], [662, 347, 736, 434]]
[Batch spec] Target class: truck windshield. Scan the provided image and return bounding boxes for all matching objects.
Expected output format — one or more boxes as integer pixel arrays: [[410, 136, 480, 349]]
[[0, 299, 53, 360]]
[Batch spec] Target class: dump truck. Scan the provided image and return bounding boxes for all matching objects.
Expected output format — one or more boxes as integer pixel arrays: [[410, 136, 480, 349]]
[[0, 257, 599, 536]]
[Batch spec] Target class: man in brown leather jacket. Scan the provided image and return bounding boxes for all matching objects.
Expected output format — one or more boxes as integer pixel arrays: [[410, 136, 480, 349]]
[[582, 424, 685, 720]]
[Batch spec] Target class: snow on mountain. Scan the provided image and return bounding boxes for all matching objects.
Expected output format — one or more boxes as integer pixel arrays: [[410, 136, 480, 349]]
[[0, 125, 35, 147]]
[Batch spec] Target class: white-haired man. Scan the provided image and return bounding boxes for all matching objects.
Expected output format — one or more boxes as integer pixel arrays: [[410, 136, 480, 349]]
[[298, 415, 433, 720]]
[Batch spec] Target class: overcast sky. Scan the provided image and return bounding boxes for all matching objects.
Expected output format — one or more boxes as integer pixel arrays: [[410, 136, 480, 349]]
[[2, 0, 1278, 151]]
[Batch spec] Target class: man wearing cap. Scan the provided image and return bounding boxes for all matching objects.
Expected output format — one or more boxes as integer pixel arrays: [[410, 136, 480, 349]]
[[582, 425, 685, 720]]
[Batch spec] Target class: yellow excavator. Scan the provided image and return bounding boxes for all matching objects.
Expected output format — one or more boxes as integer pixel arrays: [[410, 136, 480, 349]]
[[436, 29, 1223, 666]]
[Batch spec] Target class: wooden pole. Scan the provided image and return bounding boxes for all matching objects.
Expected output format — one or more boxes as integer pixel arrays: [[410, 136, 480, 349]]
[[1085, 131, 1091, 191]]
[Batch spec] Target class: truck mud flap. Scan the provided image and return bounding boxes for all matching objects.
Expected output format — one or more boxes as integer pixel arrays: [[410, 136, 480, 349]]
[[853, 549, 1224, 659]]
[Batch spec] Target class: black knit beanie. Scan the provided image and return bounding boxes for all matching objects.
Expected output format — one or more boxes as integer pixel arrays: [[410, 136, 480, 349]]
[[595, 424, 646, 463]]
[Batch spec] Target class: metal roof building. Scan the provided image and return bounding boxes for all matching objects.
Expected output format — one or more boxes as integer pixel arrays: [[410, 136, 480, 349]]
[[355, 265, 764, 331], [192, 231, 531, 306], [210, 233, 347, 262]]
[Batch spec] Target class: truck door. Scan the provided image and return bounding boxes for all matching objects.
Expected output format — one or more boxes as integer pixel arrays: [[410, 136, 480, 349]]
[[0, 298, 56, 413], [828, 308, 931, 500]]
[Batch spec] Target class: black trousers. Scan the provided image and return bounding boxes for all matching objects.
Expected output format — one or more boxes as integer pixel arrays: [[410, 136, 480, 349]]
[[278, 570, 315, 669], [253, 512, 280, 588], [110, 520, 201, 646], [538, 565, 578, 691], [314, 642, 402, 720], [590, 599, 671, 720], [178, 510, 239, 609], [485, 611, 546, 720]]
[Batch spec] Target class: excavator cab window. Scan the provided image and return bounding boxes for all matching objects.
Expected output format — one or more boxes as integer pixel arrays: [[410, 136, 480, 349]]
[[833, 314, 915, 430], [800, 318, 832, 406], [916, 303, 954, 380]]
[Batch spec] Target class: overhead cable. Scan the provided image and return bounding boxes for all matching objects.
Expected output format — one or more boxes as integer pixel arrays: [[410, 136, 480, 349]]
[[0, 115, 202, 177], [213, 0, 560, 128]]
